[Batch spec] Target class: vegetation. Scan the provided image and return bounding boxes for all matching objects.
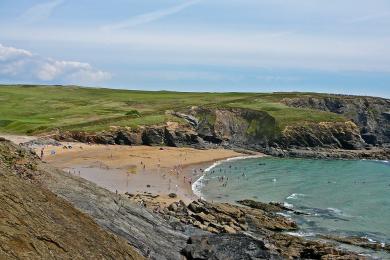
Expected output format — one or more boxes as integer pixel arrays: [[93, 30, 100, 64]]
[[0, 85, 346, 134]]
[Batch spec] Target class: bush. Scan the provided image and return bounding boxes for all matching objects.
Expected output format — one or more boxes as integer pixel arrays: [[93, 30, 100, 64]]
[[125, 110, 141, 117]]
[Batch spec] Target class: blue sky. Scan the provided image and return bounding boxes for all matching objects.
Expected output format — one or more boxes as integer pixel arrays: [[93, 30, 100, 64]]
[[0, 0, 389, 97]]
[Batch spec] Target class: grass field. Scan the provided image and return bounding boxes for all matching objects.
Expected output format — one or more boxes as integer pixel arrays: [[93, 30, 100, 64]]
[[0, 85, 346, 134]]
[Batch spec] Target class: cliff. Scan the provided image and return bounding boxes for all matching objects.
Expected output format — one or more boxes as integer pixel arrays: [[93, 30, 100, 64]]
[[281, 95, 390, 145], [0, 139, 143, 260]]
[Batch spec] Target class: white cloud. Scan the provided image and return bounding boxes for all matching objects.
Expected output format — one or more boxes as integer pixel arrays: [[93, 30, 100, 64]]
[[102, 0, 201, 30], [19, 0, 65, 23], [0, 43, 111, 84]]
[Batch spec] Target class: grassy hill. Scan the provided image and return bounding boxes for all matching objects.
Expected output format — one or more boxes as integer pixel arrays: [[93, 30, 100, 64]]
[[0, 85, 345, 134]]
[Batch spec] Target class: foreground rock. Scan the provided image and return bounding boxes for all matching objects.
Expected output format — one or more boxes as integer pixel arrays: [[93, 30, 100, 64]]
[[320, 235, 390, 253], [182, 233, 282, 259], [0, 140, 143, 260], [133, 194, 366, 259]]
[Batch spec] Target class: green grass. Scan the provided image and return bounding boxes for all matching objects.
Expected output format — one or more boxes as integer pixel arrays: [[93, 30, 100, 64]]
[[0, 85, 346, 134]]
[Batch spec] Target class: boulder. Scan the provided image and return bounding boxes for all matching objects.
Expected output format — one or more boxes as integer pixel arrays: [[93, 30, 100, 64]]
[[181, 234, 282, 260]]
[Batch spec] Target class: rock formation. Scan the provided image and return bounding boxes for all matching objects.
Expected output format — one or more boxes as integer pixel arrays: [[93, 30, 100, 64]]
[[0, 139, 143, 260], [52, 94, 390, 159]]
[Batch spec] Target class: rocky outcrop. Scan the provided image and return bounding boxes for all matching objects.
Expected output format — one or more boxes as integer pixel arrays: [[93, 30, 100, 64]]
[[0, 140, 143, 260], [159, 199, 297, 234], [282, 95, 390, 145], [280, 121, 365, 149], [129, 195, 366, 259], [182, 233, 282, 260], [264, 146, 390, 160], [190, 107, 279, 148], [320, 235, 390, 253]]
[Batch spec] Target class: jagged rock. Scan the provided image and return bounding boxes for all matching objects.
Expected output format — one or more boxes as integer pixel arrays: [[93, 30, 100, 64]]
[[223, 225, 237, 234], [182, 233, 282, 260], [191, 107, 278, 147], [0, 142, 143, 260], [281, 121, 365, 150], [282, 95, 390, 145], [142, 127, 165, 145], [320, 235, 390, 252], [188, 201, 204, 213], [238, 199, 285, 212]]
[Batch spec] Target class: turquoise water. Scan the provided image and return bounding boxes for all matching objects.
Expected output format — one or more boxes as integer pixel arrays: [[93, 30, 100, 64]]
[[195, 157, 390, 246]]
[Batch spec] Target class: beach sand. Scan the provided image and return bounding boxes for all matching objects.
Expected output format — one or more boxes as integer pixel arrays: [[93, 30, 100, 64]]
[[40, 142, 248, 203]]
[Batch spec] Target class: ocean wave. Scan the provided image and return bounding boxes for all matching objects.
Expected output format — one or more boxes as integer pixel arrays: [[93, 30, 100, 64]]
[[325, 207, 354, 218], [286, 193, 306, 200], [327, 207, 343, 215], [364, 159, 390, 166], [283, 202, 294, 209], [192, 175, 205, 199], [192, 154, 265, 199], [276, 212, 291, 218]]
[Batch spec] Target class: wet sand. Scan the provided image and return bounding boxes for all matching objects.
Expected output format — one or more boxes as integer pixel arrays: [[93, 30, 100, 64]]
[[41, 143, 247, 203]]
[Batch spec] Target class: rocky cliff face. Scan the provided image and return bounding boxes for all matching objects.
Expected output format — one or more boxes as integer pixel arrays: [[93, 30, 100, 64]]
[[190, 107, 279, 148], [0, 139, 143, 260], [52, 95, 390, 158], [280, 121, 365, 149], [282, 95, 390, 145]]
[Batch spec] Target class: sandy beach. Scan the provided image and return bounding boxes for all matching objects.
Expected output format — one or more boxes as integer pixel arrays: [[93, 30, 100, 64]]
[[37, 142, 249, 203]]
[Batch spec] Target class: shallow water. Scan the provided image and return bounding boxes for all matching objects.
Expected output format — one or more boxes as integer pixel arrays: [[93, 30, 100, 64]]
[[195, 157, 390, 249]]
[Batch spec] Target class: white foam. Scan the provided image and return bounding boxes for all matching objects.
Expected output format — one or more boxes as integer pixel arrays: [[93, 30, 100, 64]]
[[327, 207, 343, 215], [192, 175, 206, 199], [286, 193, 305, 200], [191, 154, 265, 199], [286, 231, 315, 237], [283, 202, 294, 209], [276, 212, 291, 218]]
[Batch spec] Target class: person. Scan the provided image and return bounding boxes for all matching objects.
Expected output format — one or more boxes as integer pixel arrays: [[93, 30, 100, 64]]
[[40, 148, 44, 159]]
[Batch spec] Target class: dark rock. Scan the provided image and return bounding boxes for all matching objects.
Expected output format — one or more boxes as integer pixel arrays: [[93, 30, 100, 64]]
[[361, 133, 378, 145], [142, 127, 165, 145], [238, 199, 284, 213], [182, 233, 282, 260], [168, 193, 177, 198], [320, 235, 390, 252], [282, 95, 390, 145]]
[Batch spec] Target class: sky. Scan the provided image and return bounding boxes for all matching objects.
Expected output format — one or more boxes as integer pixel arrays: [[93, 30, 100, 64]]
[[0, 0, 389, 97]]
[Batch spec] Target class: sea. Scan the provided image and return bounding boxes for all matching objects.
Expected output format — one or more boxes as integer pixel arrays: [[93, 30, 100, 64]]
[[193, 157, 390, 257]]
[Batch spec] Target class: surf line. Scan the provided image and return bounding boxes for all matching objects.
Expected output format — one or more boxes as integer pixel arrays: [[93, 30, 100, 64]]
[[191, 154, 265, 199]]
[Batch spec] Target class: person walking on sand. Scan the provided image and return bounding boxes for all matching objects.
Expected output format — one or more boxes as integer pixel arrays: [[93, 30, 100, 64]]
[[40, 148, 44, 159]]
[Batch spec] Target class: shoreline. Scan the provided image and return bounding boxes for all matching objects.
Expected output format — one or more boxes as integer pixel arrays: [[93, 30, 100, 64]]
[[191, 154, 267, 199], [35, 141, 249, 204]]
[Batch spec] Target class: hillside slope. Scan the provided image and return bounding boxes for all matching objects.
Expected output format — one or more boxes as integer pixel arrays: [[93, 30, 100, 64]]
[[1, 85, 389, 158], [0, 139, 143, 260]]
